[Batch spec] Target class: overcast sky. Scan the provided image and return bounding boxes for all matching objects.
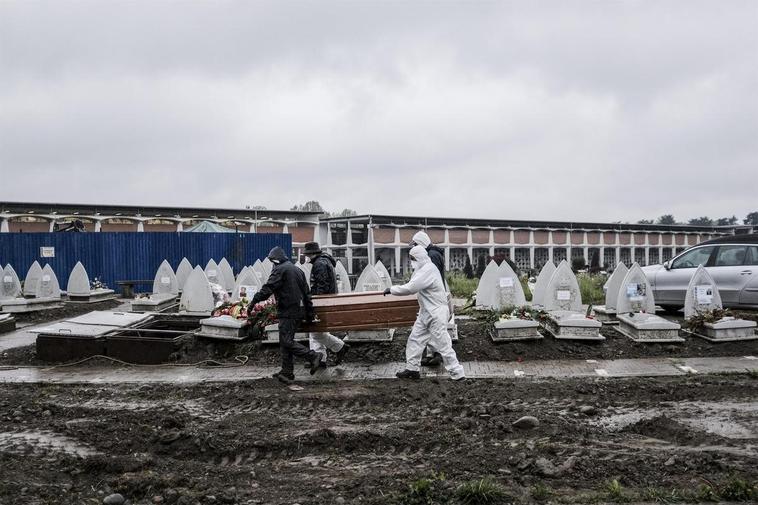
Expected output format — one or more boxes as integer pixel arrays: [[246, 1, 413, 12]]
[[1, 1, 756, 223]]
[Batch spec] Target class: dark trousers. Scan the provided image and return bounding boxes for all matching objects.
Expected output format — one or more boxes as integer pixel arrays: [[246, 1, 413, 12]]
[[279, 317, 314, 374]]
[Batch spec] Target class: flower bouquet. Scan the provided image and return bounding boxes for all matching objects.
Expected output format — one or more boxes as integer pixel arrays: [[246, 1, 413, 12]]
[[246, 300, 279, 339]]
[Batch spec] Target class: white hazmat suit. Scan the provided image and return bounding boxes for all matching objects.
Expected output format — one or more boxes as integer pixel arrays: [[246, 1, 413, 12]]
[[390, 245, 465, 380]]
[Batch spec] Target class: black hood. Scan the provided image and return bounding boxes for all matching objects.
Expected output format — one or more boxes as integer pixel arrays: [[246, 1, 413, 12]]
[[316, 252, 337, 267], [427, 244, 445, 255], [267, 246, 290, 264]]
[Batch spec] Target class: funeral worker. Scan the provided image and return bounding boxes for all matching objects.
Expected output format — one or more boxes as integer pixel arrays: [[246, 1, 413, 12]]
[[303, 241, 350, 368], [249, 246, 322, 383], [409, 231, 450, 368], [384, 245, 465, 381]]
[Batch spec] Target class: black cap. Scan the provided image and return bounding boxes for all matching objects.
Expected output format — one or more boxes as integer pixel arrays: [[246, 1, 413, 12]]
[[303, 242, 322, 255]]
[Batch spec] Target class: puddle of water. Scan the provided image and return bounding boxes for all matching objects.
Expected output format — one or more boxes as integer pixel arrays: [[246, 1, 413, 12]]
[[0, 430, 101, 458], [591, 400, 758, 440]]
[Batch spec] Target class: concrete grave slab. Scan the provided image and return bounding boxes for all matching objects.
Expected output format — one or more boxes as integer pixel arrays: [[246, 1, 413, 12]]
[[346, 328, 396, 342], [616, 312, 684, 343], [64, 311, 151, 328], [197, 315, 250, 341], [543, 310, 604, 341], [262, 323, 309, 344], [492, 318, 542, 342]]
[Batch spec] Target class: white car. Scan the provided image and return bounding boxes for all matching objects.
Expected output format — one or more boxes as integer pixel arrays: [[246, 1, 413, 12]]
[[642, 235, 758, 311]]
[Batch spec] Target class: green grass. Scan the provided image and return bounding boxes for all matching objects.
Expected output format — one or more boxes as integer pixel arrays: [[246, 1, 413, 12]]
[[447, 273, 479, 299], [531, 483, 554, 502], [520, 277, 533, 302], [398, 472, 447, 505], [455, 478, 511, 504], [577, 273, 606, 305]]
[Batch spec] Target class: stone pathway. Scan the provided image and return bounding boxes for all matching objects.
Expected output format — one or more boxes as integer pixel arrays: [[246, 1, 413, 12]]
[[0, 355, 756, 384]]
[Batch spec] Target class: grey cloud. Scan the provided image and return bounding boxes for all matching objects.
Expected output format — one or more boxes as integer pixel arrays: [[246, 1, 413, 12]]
[[1, 0, 756, 222]]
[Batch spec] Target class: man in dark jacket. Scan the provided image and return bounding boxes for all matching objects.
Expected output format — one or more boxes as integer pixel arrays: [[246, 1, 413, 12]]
[[303, 242, 350, 367], [249, 246, 321, 383], [410, 231, 452, 367]]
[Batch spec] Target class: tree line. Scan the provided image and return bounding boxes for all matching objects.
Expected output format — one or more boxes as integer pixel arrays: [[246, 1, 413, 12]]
[[637, 212, 758, 226]]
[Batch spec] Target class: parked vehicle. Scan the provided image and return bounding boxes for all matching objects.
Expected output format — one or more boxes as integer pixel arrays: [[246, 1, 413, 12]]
[[642, 234, 758, 311]]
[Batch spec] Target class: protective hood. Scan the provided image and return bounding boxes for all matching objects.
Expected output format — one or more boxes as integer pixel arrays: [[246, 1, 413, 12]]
[[267, 246, 289, 265], [317, 252, 337, 267], [411, 231, 432, 248], [409, 245, 431, 266]]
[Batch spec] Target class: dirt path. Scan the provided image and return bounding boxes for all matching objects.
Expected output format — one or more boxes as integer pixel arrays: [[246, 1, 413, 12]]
[[1, 375, 756, 504]]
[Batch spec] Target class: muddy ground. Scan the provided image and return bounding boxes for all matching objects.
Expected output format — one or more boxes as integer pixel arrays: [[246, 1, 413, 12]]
[[1, 374, 757, 505]]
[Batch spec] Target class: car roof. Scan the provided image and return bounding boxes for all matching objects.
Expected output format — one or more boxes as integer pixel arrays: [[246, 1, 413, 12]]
[[699, 233, 758, 245]]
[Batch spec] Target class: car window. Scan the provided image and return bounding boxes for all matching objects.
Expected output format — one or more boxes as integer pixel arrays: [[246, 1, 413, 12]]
[[671, 246, 713, 269], [713, 245, 748, 267], [745, 246, 758, 266]]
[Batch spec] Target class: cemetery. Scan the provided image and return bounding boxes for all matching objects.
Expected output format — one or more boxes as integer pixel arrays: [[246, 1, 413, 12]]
[[1, 241, 757, 505]]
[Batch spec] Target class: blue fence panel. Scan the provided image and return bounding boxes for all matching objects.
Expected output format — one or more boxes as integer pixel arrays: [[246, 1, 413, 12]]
[[0, 233, 291, 291]]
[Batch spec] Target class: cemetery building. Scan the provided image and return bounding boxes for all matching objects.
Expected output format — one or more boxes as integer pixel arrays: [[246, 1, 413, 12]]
[[1, 202, 755, 275]]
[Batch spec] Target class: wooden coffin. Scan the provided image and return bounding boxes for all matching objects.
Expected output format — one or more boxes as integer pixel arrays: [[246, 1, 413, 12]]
[[301, 291, 419, 332]]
